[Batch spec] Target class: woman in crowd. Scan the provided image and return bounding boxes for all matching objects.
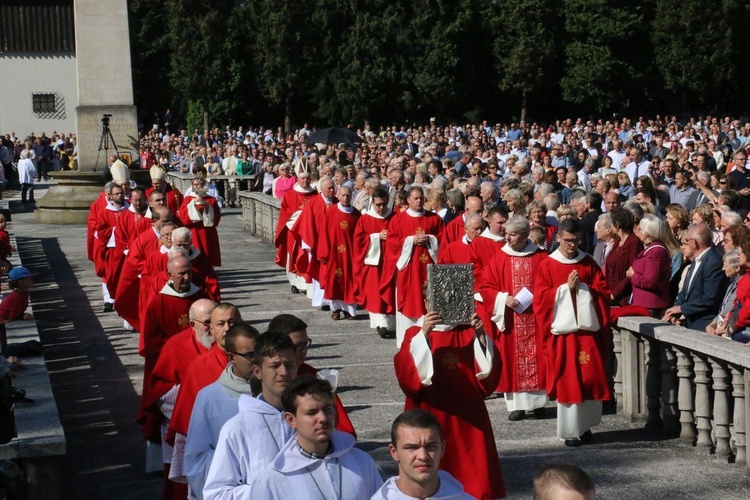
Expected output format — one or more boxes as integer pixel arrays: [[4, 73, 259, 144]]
[[626, 215, 672, 317], [723, 225, 750, 253], [272, 162, 295, 199], [527, 200, 556, 248], [706, 250, 743, 337], [690, 204, 723, 246], [617, 172, 635, 199], [665, 204, 690, 242], [606, 208, 643, 306], [504, 188, 526, 217], [262, 162, 275, 195]]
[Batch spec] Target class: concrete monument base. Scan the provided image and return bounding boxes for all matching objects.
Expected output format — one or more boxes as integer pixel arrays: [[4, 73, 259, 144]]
[[34, 171, 104, 224], [76, 105, 139, 171]]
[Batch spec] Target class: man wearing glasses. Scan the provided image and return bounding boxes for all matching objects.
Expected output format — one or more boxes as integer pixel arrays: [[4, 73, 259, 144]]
[[534, 219, 611, 447], [140, 298, 216, 499], [184, 323, 261, 499]]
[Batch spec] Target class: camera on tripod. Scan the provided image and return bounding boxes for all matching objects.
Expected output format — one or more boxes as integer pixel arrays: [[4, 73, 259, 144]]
[[102, 113, 112, 127]]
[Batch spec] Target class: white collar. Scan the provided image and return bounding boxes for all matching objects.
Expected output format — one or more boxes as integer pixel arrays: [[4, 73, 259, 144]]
[[159, 282, 200, 298], [462, 235, 470, 245], [293, 184, 314, 193], [502, 240, 538, 256], [406, 208, 425, 217], [128, 204, 146, 215], [479, 228, 505, 242], [549, 248, 586, 264], [694, 247, 711, 264], [367, 208, 392, 220], [337, 203, 353, 214], [105, 201, 129, 212]]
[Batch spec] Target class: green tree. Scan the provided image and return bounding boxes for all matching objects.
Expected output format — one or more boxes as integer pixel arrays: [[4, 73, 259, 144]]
[[651, 0, 748, 111], [489, 0, 561, 122], [560, 0, 649, 113]]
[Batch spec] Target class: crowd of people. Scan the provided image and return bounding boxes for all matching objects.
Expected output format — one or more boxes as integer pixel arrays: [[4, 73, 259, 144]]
[[6, 113, 750, 499]]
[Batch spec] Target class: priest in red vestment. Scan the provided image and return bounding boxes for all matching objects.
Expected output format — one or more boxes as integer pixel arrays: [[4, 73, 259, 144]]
[[353, 189, 395, 338], [274, 172, 316, 293], [394, 310, 505, 500], [170, 227, 220, 302], [468, 206, 508, 287], [115, 205, 172, 330], [138, 299, 215, 500], [317, 186, 361, 320], [140, 255, 208, 439], [438, 213, 484, 264], [165, 303, 241, 479], [291, 177, 336, 309], [178, 176, 222, 267], [147, 166, 184, 221], [534, 218, 612, 447], [440, 195, 483, 247], [86, 185, 111, 262], [94, 183, 129, 312], [381, 187, 444, 346], [479, 216, 549, 421]]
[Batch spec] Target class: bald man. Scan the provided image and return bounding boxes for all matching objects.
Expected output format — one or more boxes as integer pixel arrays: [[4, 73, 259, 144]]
[[139, 298, 216, 499], [442, 195, 483, 246], [439, 213, 484, 265]]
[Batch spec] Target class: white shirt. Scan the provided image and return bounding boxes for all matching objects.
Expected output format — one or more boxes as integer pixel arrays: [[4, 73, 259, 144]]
[[685, 247, 711, 295], [371, 471, 474, 499]]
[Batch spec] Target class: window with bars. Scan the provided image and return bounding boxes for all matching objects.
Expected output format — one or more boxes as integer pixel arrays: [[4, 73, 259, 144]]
[[32, 93, 57, 114]]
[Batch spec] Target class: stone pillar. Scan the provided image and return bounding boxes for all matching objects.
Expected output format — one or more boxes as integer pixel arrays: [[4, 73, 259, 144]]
[[660, 345, 680, 435], [731, 367, 745, 466], [74, 0, 138, 171], [645, 339, 663, 431], [711, 360, 732, 461], [36, 0, 138, 224], [612, 327, 623, 411], [676, 349, 697, 445], [693, 354, 713, 452]]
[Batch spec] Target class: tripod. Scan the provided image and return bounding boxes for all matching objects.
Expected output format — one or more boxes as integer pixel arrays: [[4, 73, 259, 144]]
[[94, 114, 121, 172]]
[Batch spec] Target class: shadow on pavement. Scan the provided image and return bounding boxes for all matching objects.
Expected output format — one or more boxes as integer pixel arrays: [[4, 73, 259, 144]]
[[18, 236, 160, 498]]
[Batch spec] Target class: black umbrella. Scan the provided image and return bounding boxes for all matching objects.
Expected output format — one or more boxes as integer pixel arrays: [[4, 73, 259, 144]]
[[305, 127, 363, 146]]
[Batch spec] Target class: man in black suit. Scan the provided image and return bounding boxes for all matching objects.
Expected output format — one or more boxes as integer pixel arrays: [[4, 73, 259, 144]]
[[662, 224, 728, 331]]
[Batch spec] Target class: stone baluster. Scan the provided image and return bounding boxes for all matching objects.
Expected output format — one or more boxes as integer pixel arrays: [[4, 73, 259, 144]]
[[612, 327, 623, 411], [645, 338, 662, 430], [675, 349, 696, 445], [731, 367, 746, 466], [711, 360, 732, 461], [660, 345, 679, 434], [248, 196, 256, 235], [693, 354, 713, 452]]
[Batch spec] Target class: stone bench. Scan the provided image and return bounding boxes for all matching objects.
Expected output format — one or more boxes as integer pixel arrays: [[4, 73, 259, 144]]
[[0, 227, 66, 500]]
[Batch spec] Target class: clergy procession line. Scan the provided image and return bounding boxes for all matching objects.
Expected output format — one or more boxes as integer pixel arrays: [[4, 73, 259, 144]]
[[85, 151, 622, 499]]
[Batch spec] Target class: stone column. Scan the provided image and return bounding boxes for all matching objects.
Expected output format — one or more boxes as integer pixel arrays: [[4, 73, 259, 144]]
[[711, 360, 732, 461], [693, 354, 713, 452], [731, 367, 745, 466], [74, 0, 138, 172], [676, 349, 697, 445], [36, 0, 138, 224]]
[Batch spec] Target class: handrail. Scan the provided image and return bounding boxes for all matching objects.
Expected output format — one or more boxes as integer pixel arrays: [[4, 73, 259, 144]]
[[615, 315, 750, 471], [238, 191, 281, 243]]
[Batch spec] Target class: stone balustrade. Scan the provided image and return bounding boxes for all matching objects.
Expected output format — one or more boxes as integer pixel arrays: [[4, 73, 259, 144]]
[[166, 171, 258, 198], [615, 316, 750, 471], [238, 191, 281, 243]]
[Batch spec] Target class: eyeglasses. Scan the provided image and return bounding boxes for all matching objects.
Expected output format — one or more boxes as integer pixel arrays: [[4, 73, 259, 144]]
[[193, 318, 211, 326], [720, 181, 727, 185], [229, 350, 255, 361], [295, 339, 312, 352], [681, 238, 696, 247], [559, 237, 581, 245]]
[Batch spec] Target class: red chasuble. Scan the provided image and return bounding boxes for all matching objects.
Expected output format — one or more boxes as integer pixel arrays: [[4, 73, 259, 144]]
[[93, 202, 128, 279], [438, 236, 473, 264], [441, 213, 466, 247], [86, 191, 108, 262], [533, 250, 612, 403], [143, 246, 221, 305], [478, 242, 548, 393], [381, 209, 444, 318], [468, 231, 506, 288], [146, 184, 184, 223], [394, 326, 505, 500], [115, 228, 161, 329], [178, 194, 222, 267], [291, 194, 335, 283], [119, 206, 152, 247], [296, 363, 357, 438], [137, 327, 209, 442], [166, 344, 227, 444], [353, 210, 393, 314], [317, 204, 361, 302], [274, 185, 316, 270]]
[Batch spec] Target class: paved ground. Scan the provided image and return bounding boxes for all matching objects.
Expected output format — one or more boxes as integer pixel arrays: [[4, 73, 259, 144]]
[[7, 184, 750, 499]]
